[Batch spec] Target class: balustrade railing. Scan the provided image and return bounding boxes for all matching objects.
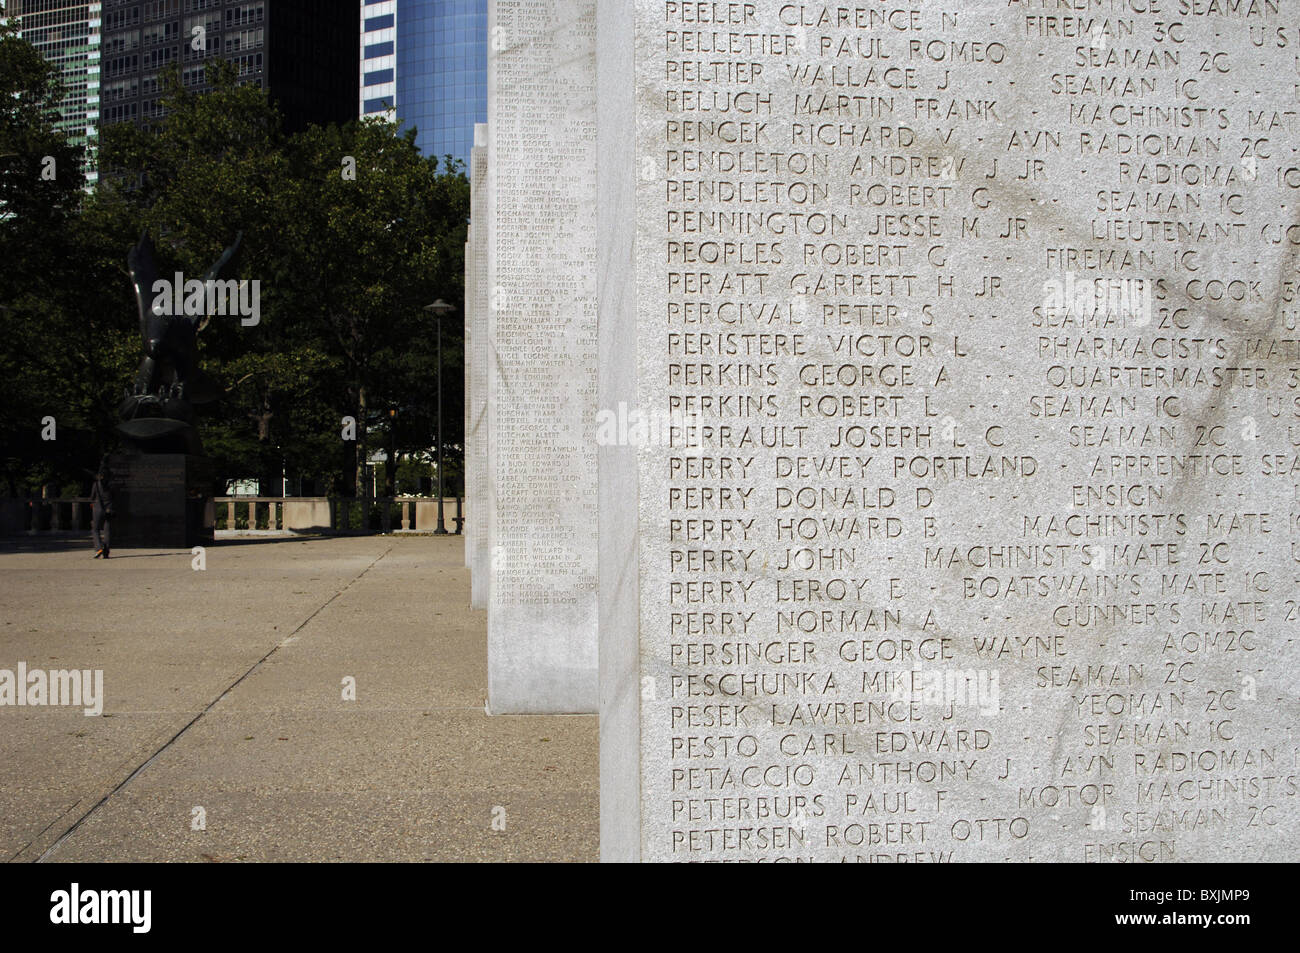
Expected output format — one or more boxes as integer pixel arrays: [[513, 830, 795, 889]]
[[1, 497, 464, 537]]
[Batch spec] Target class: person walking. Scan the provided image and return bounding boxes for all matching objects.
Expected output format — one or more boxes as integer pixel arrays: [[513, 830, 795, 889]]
[[90, 467, 114, 559]]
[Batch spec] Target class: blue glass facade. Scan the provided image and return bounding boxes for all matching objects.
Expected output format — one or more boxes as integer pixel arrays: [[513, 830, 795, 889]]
[[361, 0, 486, 171]]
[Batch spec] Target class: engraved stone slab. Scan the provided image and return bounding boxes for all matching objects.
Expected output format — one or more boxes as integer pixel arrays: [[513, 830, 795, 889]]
[[106, 453, 215, 550], [465, 231, 473, 569], [600, 0, 1300, 861], [470, 124, 491, 609], [488, 2, 599, 713]]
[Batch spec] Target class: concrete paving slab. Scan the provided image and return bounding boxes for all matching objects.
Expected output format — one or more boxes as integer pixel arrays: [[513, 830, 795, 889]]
[[0, 535, 596, 862]]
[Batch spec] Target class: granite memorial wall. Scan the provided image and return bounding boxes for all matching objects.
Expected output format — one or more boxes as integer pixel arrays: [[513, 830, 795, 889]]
[[465, 228, 475, 570], [485, 0, 600, 713], [470, 124, 491, 611], [599, 0, 1300, 861]]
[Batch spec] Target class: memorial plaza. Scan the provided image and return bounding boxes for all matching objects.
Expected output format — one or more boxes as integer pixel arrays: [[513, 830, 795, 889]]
[[0, 534, 596, 862], [2, 0, 1295, 867]]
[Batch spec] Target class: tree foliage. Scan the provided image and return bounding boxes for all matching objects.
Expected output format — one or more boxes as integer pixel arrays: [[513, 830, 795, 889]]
[[1, 14, 130, 493], [2, 45, 469, 498]]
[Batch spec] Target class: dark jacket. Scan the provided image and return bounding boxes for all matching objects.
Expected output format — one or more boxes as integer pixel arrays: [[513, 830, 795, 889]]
[[91, 477, 114, 515]]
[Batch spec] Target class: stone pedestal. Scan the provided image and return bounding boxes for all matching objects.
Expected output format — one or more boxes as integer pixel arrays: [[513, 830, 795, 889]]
[[107, 454, 215, 549]]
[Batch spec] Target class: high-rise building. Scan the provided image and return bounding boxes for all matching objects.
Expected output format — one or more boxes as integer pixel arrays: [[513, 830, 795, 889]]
[[9, 0, 102, 179], [97, 1, 357, 134], [359, 0, 486, 169]]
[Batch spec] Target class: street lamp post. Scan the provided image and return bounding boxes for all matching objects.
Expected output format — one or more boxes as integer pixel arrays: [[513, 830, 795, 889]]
[[387, 407, 398, 498], [424, 300, 455, 535]]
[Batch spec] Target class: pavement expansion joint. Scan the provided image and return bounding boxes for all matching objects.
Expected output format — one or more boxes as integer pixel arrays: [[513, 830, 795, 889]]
[[20, 545, 395, 863]]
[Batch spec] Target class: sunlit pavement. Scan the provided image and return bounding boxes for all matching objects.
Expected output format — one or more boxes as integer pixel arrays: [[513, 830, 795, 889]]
[[0, 535, 596, 862]]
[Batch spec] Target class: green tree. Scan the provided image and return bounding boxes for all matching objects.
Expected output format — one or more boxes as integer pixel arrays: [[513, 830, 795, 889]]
[[0, 15, 134, 495], [93, 59, 470, 498], [270, 116, 468, 498]]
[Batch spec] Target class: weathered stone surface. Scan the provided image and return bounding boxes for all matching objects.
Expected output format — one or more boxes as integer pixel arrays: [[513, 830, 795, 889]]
[[106, 454, 214, 550], [465, 234, 474, 568], [469, 123, 490, 608], [600, 0, 1300, 861], [283, 499, 331, 534], [487, 2, 598, 713]]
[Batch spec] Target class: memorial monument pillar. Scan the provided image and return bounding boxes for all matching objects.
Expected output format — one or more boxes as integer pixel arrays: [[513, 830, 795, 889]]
[[600, 0, 1300, 861], [487, 3, 599, 713]]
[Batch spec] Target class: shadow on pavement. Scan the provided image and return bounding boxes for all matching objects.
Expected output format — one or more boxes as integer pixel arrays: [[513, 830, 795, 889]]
[[0, 536, 93, 553], [0, 534, 350, 554]]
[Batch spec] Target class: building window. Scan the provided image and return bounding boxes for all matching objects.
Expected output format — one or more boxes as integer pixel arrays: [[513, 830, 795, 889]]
[[225, 28, 263, 53], [225, 2, 265, 28]]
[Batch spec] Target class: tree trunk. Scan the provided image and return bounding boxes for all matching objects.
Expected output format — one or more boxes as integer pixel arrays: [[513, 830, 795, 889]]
[[252, 400, 277, 497]]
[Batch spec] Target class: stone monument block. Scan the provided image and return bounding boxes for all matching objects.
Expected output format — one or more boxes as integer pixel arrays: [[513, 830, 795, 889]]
[[107, 454, 215, 550], [599, 0, 1300, 861], [465, 233, 474, 568], [486, 2, 599, 713], [283, 499, 330, 534], [470, 123, 491, 611]]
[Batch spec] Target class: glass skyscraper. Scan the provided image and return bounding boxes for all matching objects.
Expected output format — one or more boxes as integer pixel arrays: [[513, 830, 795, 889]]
[[9, 0, 102, 181], [97, 1, 357, 136], [359, 0, 485, 170]]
